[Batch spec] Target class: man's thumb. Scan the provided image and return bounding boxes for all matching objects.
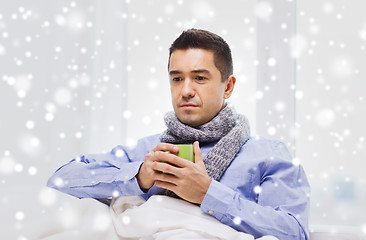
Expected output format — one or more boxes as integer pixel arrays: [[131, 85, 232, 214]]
[[193, 141, 203, 165]]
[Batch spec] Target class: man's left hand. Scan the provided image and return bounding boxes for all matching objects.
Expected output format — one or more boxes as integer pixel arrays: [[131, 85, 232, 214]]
[[150, 141, 211, 204]]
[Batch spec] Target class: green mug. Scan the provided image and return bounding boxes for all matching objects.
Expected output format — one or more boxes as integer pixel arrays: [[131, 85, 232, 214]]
[[162, 144, 194, 174], [175, 144, 194, 162]]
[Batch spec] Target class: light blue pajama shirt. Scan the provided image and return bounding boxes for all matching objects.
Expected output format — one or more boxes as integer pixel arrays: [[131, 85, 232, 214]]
[[47, 134, 310, 240]]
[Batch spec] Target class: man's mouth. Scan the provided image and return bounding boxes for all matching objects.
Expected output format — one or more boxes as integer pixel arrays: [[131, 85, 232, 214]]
[[180, 103, 198, 108]]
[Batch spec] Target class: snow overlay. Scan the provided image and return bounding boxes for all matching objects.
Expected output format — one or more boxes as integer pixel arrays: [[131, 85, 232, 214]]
[[0, 1, 365, 239]]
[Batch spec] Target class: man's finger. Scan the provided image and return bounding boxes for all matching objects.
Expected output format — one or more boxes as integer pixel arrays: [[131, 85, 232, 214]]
[[152, 143, 179, 153], [154, 180, 177, 192], [152, 161, 179, 176], [155, 151, 191, 168], [193, 141, 204, 167], [151, 166, 179, 183]]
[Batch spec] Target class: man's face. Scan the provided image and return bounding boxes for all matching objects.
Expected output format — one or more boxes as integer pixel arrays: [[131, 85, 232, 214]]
[[168, 48, 230, 127]]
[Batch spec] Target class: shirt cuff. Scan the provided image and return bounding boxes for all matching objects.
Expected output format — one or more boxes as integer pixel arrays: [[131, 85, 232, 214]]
[[200, 179, 236, 221], [116, 161, 146, 196]]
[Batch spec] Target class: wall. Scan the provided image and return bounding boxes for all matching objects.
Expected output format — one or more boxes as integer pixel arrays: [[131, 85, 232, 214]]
[[125, 0, 257, 143], [296, 0, 366, 231], [1, 0, 365, 239], [0, 1, 127, 238]]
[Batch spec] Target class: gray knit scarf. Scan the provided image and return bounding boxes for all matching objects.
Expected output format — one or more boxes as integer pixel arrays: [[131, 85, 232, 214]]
[[160, 104, 251, 183]]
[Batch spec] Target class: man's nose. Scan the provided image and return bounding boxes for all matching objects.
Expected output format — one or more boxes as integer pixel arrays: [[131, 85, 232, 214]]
[[181, 79, 195, 98]]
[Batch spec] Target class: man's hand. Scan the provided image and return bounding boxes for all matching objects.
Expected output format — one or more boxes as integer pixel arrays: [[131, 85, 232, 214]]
[[136, 143, 179, 190], [150, 141, 211, 204]]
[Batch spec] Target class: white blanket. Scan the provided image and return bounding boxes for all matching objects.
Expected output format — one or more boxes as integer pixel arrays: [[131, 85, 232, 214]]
[[33, 190, 278, 240], [110, 195, 278, 240]]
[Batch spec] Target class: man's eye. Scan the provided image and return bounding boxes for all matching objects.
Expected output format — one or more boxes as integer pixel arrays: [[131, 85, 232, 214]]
[[196, 76, 206, 81], [172, 77, 182, 81]]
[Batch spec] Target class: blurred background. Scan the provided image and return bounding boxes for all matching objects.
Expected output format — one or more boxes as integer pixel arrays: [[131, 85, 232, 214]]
[[0, 0, 365, 239]]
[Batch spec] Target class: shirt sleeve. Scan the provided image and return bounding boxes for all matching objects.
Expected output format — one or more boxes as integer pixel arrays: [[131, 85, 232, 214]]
[[47, 138, 156, 199], [200, 142, 310, 240]]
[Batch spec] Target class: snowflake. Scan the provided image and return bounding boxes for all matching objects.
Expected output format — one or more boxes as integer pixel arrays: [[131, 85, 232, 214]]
[[142, 116, 151, 125], [0, 157, 16, 174], [45, 112, 54, 122], [112, 190, 120, 197], [39, 188, 57, 206], [253, 185, 262, 194], [191, 2, 213, 21], [315, 109, 335, 127], [361, 224, 366, 234], [15, 211, 25, 221], [255, 2, 273, 22], [322, 2, 334, 14], [0, 44, 5, 56], [28, 166, 37, 176], [275, 101, 286, 112], [267, 57, 277, 67], [292, 157, 301, 166], [122, 215, 131, 225], [255, 90, 264, 100], [123, 110, 132, 119], [114, 149, 125, 158], [93, 211, 111, 231], [233, 216, 241, 225], [75, 131, 82, 139], [267, 126, 277, 136], [53, 177, 65, 187], [14, 163, 23, 173]]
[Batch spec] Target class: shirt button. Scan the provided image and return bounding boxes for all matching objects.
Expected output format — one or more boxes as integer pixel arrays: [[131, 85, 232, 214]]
[[208, 210, 214, 215], [91, 180, 96, 184]]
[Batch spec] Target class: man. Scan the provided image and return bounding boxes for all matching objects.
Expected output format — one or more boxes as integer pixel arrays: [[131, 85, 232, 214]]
[[48, 29, 310, 239]]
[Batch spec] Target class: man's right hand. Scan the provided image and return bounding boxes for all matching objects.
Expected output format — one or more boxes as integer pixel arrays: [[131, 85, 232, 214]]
[[136, 143, 179, 190]]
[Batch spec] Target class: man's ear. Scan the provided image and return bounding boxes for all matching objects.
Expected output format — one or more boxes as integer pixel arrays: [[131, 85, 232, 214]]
[[224, 75, 236, 99]]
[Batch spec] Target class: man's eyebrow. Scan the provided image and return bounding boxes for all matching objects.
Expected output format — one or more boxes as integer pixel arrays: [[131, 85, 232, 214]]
[[169, 69, 212, 75], [191, 69, 211, 75], [169, 70, 182, 75]]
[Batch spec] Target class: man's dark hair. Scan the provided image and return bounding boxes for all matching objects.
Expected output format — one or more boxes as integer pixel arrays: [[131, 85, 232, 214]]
[[168, 29, 233, 81]]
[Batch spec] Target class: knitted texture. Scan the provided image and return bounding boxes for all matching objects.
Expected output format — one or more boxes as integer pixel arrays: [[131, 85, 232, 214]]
[[160, 104, 251, 181]]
